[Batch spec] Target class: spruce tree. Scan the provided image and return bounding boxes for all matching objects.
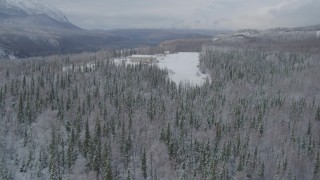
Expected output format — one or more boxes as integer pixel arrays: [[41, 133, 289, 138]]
[[316, 107, 320, 121], [26, 97, 32, 124], [93, 118, 102, 174], [314, 152, 320, 176], [0, 152, 10, 180], [17, 93, 24, 123], [83, 119, 91, 158], [142, 149, 147, 179], [67, 129, 75, 171], [258, 162, 265, 178], [103, 144, 112, 180], [49, 130, 57, 180]]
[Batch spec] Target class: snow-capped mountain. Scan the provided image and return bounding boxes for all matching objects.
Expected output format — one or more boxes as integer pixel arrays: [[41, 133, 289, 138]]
[[0, 0, 69, 23]]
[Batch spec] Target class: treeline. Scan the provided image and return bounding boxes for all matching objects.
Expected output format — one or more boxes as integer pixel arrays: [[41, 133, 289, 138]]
[[0, 46, 319, 179]]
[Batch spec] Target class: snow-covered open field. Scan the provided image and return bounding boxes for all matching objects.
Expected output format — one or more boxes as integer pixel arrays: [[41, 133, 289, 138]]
[[114, 52, 209, 86], [157, 52, 208, 86]]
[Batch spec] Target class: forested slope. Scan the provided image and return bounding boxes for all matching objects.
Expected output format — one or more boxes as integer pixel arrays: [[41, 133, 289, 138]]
[[0, 46, 319, 179]]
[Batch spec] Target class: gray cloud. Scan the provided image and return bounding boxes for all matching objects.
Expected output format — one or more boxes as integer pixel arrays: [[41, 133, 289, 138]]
[[44, 0, 320, 30], [269, 0, 320, 27]]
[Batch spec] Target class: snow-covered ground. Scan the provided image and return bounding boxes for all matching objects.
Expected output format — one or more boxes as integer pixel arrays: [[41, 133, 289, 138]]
[[63, 52, 208, 86], [157, 52, 208, 86], [113, 57, 136, 66], [114, 52, 209, 86]]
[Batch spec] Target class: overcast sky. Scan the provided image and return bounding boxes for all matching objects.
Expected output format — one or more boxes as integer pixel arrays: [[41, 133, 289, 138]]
[[46, 0, 320, 30]]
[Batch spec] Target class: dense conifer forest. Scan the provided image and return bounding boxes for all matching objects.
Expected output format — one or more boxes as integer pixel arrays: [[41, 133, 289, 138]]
[[0, 46, 319, 179]]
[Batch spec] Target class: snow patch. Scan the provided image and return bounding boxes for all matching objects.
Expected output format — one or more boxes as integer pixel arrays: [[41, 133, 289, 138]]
[[8, 53, 16, 59], [48, 38, 60, 47], [62, 63, 96, 72], [113, 57, 133, 66], [113, 52, 209, 86], [0, 48, 6, 58], [157, 52, 208, 86]]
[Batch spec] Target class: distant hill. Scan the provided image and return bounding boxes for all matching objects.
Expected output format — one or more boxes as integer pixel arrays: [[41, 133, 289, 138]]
[[211, 24, 320, 53], [0, 0, 218, 59]]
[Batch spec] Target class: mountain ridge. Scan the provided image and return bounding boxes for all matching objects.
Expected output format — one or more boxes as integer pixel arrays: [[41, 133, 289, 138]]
[[0, 0, 69, 23], [211, 24, 320, 54]]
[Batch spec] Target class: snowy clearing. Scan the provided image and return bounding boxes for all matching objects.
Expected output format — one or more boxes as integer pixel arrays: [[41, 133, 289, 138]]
[[114, 52, 209, 86], [157, 52, 208, 86], [63, 52, 208, 86]]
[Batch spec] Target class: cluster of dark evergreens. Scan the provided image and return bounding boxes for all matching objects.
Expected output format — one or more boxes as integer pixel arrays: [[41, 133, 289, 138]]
[[0, 47, 319, 179]]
